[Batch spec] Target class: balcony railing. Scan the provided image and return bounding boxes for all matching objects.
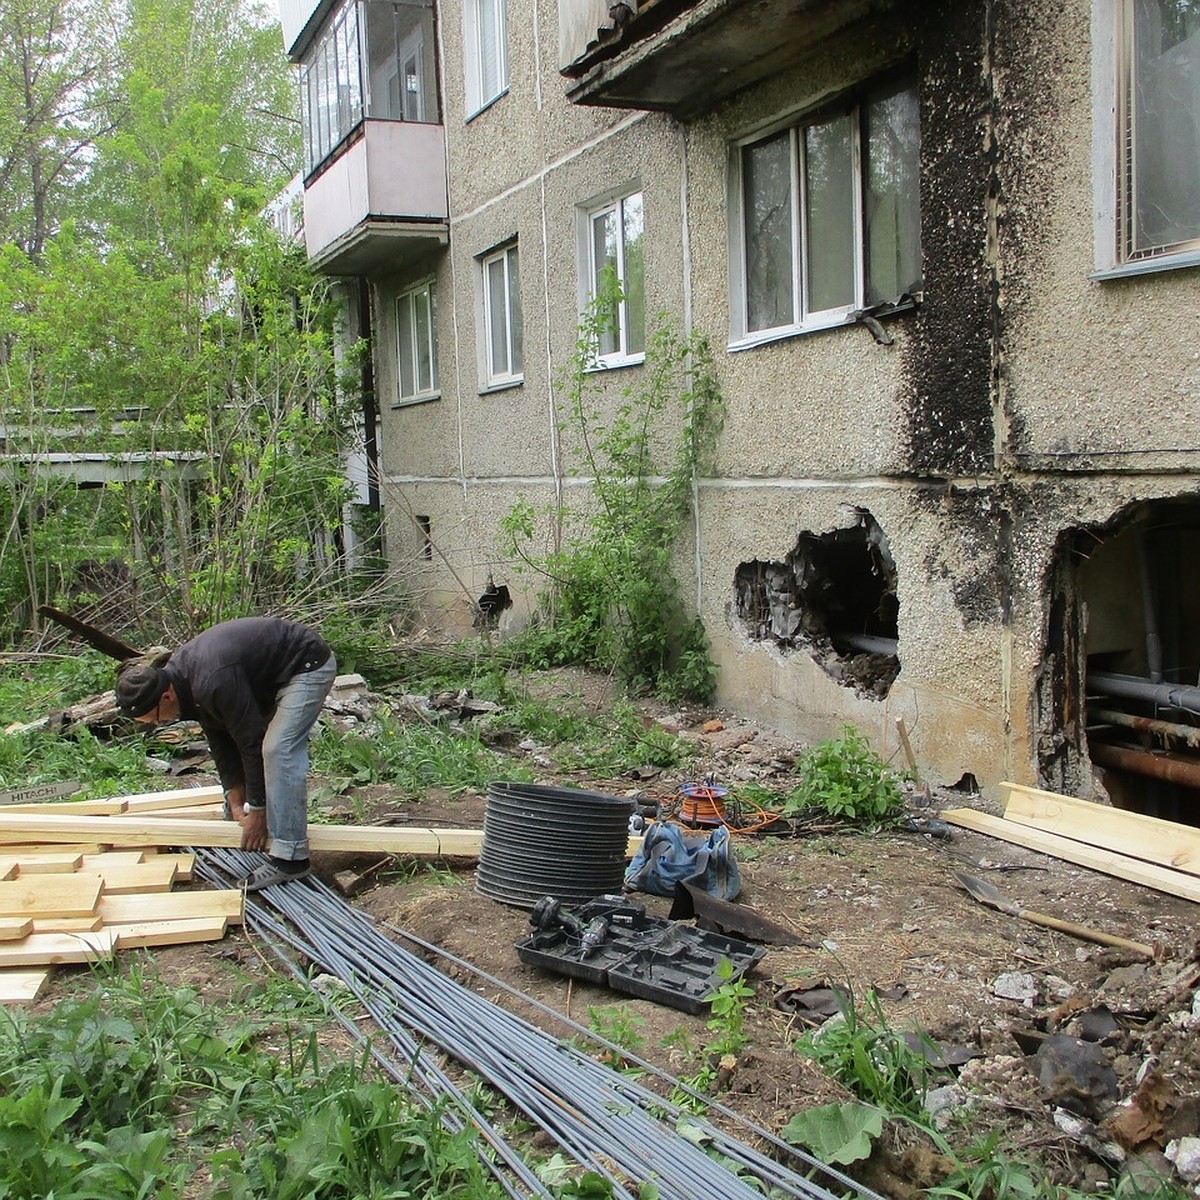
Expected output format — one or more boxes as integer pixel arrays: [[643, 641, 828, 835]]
[[303, 119, 448, 277]]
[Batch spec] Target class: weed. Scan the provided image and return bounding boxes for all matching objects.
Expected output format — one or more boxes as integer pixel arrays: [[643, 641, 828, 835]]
[[554, 697, 693, 775], [783, 726, 904, 825], [586, 1004, 646, 1070], [704, 960, 755, 1057], [794, 986, 929, 1117]]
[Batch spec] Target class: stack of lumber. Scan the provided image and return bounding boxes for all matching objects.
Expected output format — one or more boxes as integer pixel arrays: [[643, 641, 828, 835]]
[[942, 782, 1200, 904], [0, 785, 243, 1005]]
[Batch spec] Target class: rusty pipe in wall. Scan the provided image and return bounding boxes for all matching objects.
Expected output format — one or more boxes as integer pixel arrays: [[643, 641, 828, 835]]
[[1088, 740, 1200, 789], [1089, 708, 1200, 749]]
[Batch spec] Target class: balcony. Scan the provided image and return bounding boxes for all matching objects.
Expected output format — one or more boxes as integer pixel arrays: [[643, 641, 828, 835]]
[[560, 0, 885, 119], [303, 119, 448, 277]]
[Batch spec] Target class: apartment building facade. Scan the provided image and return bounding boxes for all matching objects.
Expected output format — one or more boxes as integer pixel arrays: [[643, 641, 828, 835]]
[[278, 0, 1200, 817]]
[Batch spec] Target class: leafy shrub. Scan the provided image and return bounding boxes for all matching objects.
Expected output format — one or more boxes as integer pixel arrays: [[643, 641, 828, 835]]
[[783, 726, 904, 824]]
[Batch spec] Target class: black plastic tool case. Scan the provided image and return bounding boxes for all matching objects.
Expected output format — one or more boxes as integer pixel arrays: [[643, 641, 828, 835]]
[[514, 894, 766, 1014]]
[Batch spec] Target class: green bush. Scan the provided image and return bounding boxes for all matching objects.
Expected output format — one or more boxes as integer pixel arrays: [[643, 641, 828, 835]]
[[783, 726, 904, 824]]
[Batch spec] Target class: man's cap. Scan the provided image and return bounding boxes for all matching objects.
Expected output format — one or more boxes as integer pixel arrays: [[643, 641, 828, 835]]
[[115, 661, 168, 717]]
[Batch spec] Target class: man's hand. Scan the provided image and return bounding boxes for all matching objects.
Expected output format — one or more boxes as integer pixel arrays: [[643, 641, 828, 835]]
[[226, 786, 248, 822], [238, 806, 269, 851]]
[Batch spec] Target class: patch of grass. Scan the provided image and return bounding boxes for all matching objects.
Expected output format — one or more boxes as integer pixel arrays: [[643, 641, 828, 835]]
[[553, 697, 693, 775], [0, 725, 158, 801], [0, 964, 507, 1200], [0, 650, 116, 725], [311, 711, 534, 798], [586, 1004, 646, 1070]]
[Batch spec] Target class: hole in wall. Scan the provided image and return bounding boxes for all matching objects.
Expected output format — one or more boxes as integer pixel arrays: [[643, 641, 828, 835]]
[[475, 576, 511, 630], [1039, 497, 1200, 826], [734, 509, 900, 700]]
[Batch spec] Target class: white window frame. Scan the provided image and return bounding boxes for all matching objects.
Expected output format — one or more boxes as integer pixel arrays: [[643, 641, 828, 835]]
[[480, 243, 523, 389], [578, 188, 646, 368], [728, 80, 921, 348], [395, 279, 439, 406], [464, 0, 509, 118], [1092, 0, 1200, 278]]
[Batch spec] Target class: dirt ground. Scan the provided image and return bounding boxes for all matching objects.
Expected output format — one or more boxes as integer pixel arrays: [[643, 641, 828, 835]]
[[39, 668, 1200, 1197]]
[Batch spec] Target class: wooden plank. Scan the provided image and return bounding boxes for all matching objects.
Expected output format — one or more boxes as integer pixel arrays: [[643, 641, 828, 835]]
[[0, 918, 33, 941], [115, 801, 225, 820], [0, 862, 15, 881], [2, 799, 128, 815], [9, 853, 85, 875], [80, 852, 147, 868], [0, 970, 49, 1005], [98, 889, 244, 927], [941, 808, 1200, 903], [118, 786, 224, 812], [109, 916, 228, 949], [0, 930, 115, 966], [0, 874, 103, 917], [31, 915, 104, 934], [0, 843, 106, 856], [77, 861, 178, 895], [0, 813, 487, 856], [1000, 783, 1200, 878], [159, 853, 195, 881]]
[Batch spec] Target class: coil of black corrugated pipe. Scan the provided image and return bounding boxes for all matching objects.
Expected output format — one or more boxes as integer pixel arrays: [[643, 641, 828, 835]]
[[476, 781, 634, 908]]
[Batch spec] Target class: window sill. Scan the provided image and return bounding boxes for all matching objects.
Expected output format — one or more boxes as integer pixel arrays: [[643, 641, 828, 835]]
[[391, 392, 441, 410], [479, 378, 524, 395], [1090, 250, 1200, 281], [465, 88, 509, 123], [728, 297, 919, 352], [583, 353, 646, 374]]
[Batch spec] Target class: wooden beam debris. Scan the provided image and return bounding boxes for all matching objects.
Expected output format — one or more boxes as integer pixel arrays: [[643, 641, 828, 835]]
[[1000, 783, 1200, 878], [941, 802, 1200, 904]]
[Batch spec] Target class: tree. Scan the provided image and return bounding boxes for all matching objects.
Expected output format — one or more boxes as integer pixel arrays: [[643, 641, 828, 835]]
[[0, 0, 116, 257]]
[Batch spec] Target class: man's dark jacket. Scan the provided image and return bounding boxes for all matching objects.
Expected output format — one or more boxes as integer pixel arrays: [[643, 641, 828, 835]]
[[163, 617, 331, 807]]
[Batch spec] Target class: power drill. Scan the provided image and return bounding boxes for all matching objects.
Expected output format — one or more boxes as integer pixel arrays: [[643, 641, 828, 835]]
[[530, 897, 610, 958]]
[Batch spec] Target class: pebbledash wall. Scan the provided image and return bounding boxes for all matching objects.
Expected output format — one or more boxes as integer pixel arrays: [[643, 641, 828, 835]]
[[284, 0, 1200, 807]]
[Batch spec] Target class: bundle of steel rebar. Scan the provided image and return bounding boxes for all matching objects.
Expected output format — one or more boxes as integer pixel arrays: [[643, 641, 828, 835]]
[[195, 848, 878, 1200]]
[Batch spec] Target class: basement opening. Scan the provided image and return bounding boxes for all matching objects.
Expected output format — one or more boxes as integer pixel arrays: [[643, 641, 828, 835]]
[[733, 509, 900, 699], [1037, 497, 1200, 825]]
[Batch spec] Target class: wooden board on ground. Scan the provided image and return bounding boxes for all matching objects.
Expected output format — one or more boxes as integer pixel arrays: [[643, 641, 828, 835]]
[[0, 843, 106, 856], [31, 915, 104, 933], [1000, 782, 1200, 878], [80, 852, 146, 868], [78, 860, 177, 894], [0, 970, 49, 1004], [941, 807, 1200, 903], [109, 917, 228, 949], [0, 874, 103, 917], [0, 812, 487, 856], [98, 888, 244, 926], [0, 930, 116, 966], [2, 852, 84, 875], [0, 918, 33, 941]]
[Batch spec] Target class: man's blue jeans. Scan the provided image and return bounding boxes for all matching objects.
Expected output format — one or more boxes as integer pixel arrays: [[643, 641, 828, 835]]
[[262, 655, 337, 861]]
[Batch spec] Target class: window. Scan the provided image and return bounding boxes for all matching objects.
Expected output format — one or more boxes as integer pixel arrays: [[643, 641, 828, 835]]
[[1116, 0, 1200, 265], [301, 2, 363, 175], [464, 0, 509, 116], [481, 244, 523, 387], [732, 79, 921, 342], [582, 190, 645, 365], [301, 0, 437, 177], [396, 281, 438, 404]]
